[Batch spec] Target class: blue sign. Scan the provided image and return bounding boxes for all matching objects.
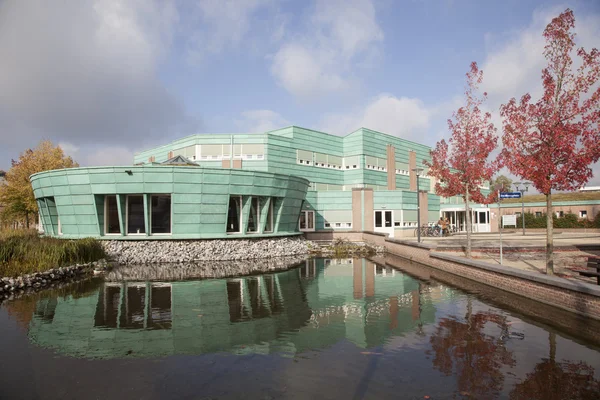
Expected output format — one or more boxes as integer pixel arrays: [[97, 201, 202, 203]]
[[500, 192, 521, 199]]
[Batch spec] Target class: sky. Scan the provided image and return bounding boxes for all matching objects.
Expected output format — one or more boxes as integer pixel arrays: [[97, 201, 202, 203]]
[[0, 0, 599, 186]]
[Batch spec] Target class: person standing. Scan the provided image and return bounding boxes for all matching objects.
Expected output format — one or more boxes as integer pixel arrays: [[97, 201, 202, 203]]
[[437, 217, 445, 236]]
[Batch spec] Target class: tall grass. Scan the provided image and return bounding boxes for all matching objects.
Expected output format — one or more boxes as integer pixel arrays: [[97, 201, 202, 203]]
[[0, 229, 106, 277]]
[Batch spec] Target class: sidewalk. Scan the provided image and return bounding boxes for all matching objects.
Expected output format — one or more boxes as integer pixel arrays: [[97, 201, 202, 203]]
[[402, 231, 600, 283]]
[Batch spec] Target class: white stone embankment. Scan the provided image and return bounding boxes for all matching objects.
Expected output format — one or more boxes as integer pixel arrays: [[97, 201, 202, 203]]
[[102, 237, 312, 264]]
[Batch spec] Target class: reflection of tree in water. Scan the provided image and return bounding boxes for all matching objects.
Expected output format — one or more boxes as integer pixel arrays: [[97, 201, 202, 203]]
[[428, 299, 515, 398], [510, 332, 600, 400]]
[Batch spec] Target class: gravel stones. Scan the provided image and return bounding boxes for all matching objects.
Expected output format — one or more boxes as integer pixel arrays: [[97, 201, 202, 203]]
[[102, 237, 313, 265]]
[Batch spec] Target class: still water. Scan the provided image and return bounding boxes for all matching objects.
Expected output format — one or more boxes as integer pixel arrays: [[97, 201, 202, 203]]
[[1, 258, 599, 400]]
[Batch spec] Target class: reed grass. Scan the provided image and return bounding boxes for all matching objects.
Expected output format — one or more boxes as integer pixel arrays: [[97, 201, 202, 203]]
[[0, 229, 106, 277]]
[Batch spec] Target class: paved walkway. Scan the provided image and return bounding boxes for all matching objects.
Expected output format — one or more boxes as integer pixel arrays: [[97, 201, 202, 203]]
[[402, 231, 600, 283]]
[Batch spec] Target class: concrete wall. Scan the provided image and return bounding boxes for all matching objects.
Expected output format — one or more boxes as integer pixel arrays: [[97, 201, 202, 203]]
[[369, 235, 600, 321]]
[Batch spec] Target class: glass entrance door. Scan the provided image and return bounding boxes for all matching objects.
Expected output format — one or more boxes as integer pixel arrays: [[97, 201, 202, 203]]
[[374, 210, 394, 238]]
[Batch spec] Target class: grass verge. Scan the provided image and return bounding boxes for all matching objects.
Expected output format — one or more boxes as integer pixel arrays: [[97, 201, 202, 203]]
[[0, 229, 106, 277]]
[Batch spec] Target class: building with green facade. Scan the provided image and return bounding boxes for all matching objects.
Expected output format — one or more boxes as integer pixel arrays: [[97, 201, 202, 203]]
[[32, 126, 496, 239]]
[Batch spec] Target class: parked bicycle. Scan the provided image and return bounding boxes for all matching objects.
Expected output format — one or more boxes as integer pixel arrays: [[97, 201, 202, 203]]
[[414, 223, 441, 237]]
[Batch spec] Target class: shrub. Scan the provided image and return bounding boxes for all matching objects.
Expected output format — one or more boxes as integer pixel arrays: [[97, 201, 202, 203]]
[[515, 212, 597, 229], [0, 229, 105, 277]]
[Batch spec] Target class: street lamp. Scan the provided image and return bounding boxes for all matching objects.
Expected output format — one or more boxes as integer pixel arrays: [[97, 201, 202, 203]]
[[514, 181, 531, 236], [412, 168, 424, 243]]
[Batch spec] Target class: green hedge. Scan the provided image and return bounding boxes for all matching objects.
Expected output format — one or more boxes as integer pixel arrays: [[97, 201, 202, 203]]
[[0, 229, 106, 277], [515, 212, 600, 229]]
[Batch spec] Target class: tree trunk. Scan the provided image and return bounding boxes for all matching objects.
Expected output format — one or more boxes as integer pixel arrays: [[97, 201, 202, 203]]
[[465, 187, 472, 258], [25, 212, 30, 229], [546, 192, 554, 275]]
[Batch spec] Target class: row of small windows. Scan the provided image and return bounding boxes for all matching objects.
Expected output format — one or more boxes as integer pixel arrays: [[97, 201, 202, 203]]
[[296, 150, 359, 170], [297, 151, 420, 176], [324, 222, 352, 229], [307, 183, 391, 191], [172, 144, 265, 161]]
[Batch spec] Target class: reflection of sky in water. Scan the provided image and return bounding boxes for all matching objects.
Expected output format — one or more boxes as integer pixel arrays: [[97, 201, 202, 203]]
[[1, 258, 599, 399]]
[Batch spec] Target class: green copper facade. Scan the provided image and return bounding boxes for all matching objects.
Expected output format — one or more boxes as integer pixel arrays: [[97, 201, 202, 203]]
[[31, 166, 308, 239], [32, 125, 496, 238]]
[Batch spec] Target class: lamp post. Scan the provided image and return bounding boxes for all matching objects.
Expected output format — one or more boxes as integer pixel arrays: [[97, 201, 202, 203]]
[[412, 168, 424, 243], [514, 181, 531, 236]]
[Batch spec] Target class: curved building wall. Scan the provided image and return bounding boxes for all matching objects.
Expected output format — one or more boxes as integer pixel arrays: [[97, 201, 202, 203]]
[[31, 166, 309, 239]]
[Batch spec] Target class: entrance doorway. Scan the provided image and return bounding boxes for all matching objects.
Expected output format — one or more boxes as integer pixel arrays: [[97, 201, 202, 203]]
[[374, 210, 394, 238]]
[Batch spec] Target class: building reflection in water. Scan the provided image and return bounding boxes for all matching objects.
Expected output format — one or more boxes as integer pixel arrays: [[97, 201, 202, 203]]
[[94, 283, 172, 330], [26, 258, 437, 359]]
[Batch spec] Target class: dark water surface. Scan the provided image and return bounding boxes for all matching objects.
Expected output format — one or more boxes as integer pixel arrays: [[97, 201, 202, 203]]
[[1, 258, 600, 400]]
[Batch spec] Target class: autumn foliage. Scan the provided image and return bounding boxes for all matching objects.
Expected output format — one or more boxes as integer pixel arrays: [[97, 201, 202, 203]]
[[500, 9, 600, 274], [0, 141, 77, 227], [500, 9, 600, 195], [426, 62, 500, 257]]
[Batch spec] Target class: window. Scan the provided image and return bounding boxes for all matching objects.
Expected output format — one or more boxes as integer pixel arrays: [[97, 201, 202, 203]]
[[151, 195, 171, 234], [580, 210, 588, 218], [247, 197, 259, 233], [556, 211, 564, 218], [299, 210, 315, 231], [535, 212, 542, 217], [479, 211, 487, 224], [127, 195, 145, 234], [227, 196, 242, 233], [324, 222, 331, 228], [105, 195, 120, 234], [200, 144, 227, 160], [173, 145, 196, 159], [241, 144, 265, 160], [264, 199, 274, 233], [365, 156, 387, 171], [375, 210, 392, 228], [297, 149, 313, 166]]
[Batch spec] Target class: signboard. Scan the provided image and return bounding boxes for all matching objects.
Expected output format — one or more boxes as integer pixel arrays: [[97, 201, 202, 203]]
[[500, 192, 521, 199], [502, 215, 517, 227]]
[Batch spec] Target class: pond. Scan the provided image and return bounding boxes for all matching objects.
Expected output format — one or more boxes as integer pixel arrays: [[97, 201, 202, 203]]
[[1, 258, 599, 399]]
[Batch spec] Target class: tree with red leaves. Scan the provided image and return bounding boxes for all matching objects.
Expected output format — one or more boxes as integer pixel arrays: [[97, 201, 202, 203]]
[[500, 9, 600, 275], [426, 62, 500, 258]]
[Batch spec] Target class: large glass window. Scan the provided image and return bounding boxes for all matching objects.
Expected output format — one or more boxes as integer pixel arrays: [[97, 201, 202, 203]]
[[105, 195, 120, 234], [151, 195, 171, 234], [247, 197, 259, 233], [127, 195, 145, 234], [264, 199, 274, 233], [227, 196, 242, 233]]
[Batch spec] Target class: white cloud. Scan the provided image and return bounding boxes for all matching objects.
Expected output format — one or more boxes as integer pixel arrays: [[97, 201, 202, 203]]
[[320, 94, 431, 141], [235, 110, 289, 133], [481, 6, 600, 108], [184, 0, 281, 64], [271, 0, 383, 99], [0, 0, 197, 168]]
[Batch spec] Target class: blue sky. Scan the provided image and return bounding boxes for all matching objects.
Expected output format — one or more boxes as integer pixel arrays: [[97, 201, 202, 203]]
[[0, 0, 599, 184]]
